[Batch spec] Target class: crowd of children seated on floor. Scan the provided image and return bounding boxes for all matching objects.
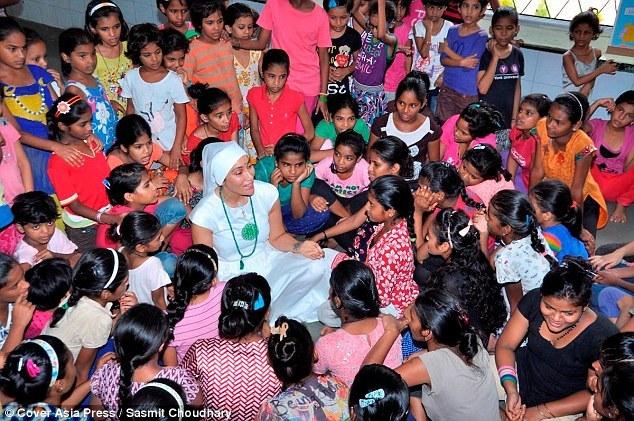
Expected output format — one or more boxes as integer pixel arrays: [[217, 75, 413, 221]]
[[0, 0, 632, 419]]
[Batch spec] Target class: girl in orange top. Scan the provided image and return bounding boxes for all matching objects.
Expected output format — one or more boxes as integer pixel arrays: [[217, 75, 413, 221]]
[[531, 92, 607, 237]]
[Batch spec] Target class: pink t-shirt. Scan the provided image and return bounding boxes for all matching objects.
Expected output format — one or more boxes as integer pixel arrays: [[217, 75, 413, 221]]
[[13, 228, 77, 267], [24, 309, 54, 339], [0, 121, 25, 203], [96, 203, 158, 248], [315, 156, 370, 199], [314, 318, 403, 385], [169, 282, 226, 363], [257, 0, 331, 97], [589, 118, 634, 174], [384, 23, 412, 92], [466, 177, 515, 207], [440, 114, 497, 167]]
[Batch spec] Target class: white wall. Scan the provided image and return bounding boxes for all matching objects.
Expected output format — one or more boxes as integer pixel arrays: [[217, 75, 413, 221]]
[[7, 1, 632, 115]]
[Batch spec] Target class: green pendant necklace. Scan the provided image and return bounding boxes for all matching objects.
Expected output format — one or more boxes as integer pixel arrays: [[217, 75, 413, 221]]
[[220, 188, 259, 270]]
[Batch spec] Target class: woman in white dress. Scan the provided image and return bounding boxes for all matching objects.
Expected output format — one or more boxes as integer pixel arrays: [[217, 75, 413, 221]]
[[190, 142, 336, 322]]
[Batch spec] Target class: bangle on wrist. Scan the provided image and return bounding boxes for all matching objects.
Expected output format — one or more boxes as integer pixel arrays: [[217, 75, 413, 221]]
[[293, 241, 302, 253], [96, 211, 103, 223], [319, 95, 328, 104], [322, 231, 328, 241]]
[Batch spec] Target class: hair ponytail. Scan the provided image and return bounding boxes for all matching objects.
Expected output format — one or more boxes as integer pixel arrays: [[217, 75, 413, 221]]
[[219, 273, 271, 340], [167, 245, 219, 343]]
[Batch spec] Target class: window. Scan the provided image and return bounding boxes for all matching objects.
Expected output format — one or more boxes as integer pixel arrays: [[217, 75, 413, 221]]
[[499, 0, 620, 27]]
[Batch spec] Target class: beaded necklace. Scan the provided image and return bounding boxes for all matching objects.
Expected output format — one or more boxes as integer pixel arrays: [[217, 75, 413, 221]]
[[4, 82, 47, 117], [220, 188, 259, 270]]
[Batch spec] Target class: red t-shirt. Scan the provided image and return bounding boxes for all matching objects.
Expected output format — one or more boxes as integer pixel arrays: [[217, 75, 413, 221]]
[[247, 85, 304, 148], [48, 139, 110, 216], [182, 112, 240, 165]]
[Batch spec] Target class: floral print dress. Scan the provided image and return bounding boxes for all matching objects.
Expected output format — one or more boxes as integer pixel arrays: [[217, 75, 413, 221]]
[[234, 50, 261, 162]]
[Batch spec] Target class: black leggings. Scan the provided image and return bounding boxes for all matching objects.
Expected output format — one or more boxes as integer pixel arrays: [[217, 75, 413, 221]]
[[582, 197, 600, 237]]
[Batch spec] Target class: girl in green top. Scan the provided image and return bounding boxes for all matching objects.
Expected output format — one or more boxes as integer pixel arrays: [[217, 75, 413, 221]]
[[256, 134, 348, 235], [311, 94, 371, 162]]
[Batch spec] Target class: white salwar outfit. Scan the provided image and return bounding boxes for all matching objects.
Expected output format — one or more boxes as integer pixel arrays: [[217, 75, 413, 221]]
[[191, 143, 335, 322]]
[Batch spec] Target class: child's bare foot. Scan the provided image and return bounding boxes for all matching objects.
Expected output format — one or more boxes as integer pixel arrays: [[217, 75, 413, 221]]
[[609, 204, 628, 224]]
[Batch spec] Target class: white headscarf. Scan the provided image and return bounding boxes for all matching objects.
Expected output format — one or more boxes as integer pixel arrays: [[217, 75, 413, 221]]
[[202, 142, 248, 195]]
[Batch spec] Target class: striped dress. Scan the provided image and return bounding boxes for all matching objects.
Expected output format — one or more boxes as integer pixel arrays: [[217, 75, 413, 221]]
[[169, 282, 226, 362]]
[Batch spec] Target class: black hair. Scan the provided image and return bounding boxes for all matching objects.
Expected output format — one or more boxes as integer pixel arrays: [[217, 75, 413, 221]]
[[615, 90, 634, 107], [530, 179, 582, 239], [188, 137, 223, 173], [369, 175, 413, 219], [458, 0, 488, 8], [267, 316, 314, 385], [113, 303, 169, 406], [105, 163, 147, 206], [462, 144, 512, 182], [159, 27, 189, 56], [274, 134, 310, 162], [0, 335, 71, 405], [167, 244, 219, 343], [489, 189, 558, 269], [110, 114, 153, 154], [553, 91, 589, 125], [23, 27, 44, 48], [521, 93, 552, 117], [323, 0, 354, 12], [219, 273, 271, 340], [157, 0, 187, 9], [188, 84, 231, 115], [459, 102, 504, 138], [600, 361, 634, 421], [26, 258, 72, 312], [121, 379, 187, 421], [395, 71, 428, 105], [115, 211, 161, 251], [46, 93, 92, 141], [369, 0, 396, 24], [334, 129, 366, 158], [50, 248, 128, 327], [58, 28, 94, 77], [11, 191, 58, 226], [262, 48, 290, 73], [189, 0, 225, 33], [125, 23, 161, 66], [430, 209, 507, 343], [0, 17, 24, 43], [330, 260, 380, 321], [418, 162, 484, 211], [369, 136, 413, 179], [491, 6, 518, 26], [84, 0, 129, 44], [540, 256, 594, 307], [327, 93, 360, 118], [0, 253, 18, 290], [423, 0, 448, 6], [349, 364, 409, 421], [600, 332, 634, 369], [569, 8, 602, 40], [225, 2, 257, 26], [414, 289, 480, 362]]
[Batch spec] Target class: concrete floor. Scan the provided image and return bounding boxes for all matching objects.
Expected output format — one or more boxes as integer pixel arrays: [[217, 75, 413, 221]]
[[20, 20, 634, 248]]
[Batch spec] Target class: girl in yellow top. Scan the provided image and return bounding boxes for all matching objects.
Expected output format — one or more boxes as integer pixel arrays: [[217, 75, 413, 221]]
[[84, 0, 132, 117], [531, 91, 607, 237]]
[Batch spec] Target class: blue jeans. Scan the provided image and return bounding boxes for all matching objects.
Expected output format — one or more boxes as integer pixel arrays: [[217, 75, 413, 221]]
[[154, 197, 187, 226]]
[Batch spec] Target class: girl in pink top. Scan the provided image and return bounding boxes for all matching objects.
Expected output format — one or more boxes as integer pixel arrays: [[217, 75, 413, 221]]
[[460, 144, 514, 207], [586, 92, 634, 224], [383, 0, 414, 101], [314, 260, 402, 385], [234, 0, 332, 116], [431, 102, 502, 166], [0, 113, 32, 204], [164, 245, 226, 365]]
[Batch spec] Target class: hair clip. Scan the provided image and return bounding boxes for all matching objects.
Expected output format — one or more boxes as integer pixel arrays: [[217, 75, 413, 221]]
[[252, 292, 265, 311], [524, 214, 532, 226], [571, 201, 578, 209], [55, 96, 82, 118], [232, 300, 249, 310], [468, 102, 481, 109], [17, 357, 24, 372], [457, 220, 473, 237], [560, 258, 598, 279], [25, 359, 41, 379], [102, 179, 111, 190], [58, 294, 70, 310], [458, 312, 470, 327], [328, 0, 338, 8], [270, 322, 289, 340], [359, 389, 385, 408], [473, 144, 487, 150]]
